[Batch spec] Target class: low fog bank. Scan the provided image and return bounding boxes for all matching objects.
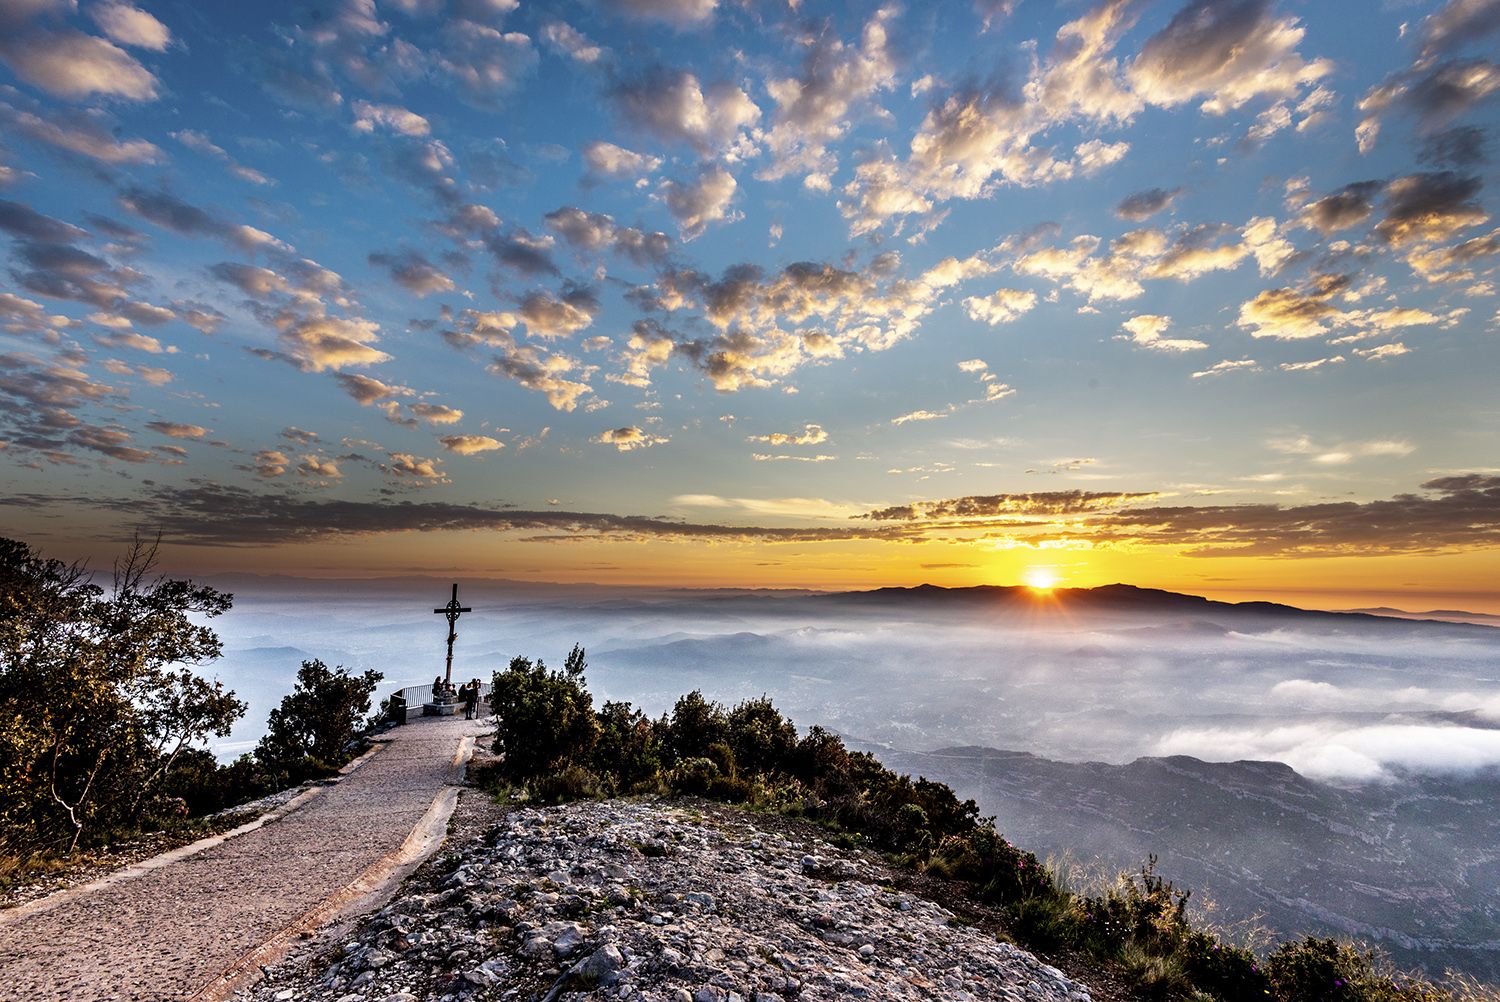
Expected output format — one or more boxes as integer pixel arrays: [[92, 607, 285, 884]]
[[202, 579, 1500, 787], [195, 578, 1500, 977]]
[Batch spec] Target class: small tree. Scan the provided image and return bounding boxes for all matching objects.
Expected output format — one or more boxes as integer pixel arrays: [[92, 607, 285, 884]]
[[0, 535, 242, 854], [255, 659, 382, 782], [592, 700, 663, 793], [725, 696, 798, 775], [489, 646, 597, 782], [665, 690, 728, 761]]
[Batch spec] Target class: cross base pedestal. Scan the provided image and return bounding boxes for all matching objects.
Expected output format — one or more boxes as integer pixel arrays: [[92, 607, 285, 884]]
[[423, 699, 460, 716]]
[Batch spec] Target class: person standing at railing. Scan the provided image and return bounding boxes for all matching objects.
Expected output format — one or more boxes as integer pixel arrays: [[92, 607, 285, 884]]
[[463, 678, 481, 719]]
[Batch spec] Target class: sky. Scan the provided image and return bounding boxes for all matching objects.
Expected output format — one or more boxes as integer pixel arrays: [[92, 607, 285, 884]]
[[1, 0, 1498, 607]]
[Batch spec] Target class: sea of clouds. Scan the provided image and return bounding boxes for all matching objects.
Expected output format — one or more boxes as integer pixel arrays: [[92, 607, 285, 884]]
[[201, 579, 1500, 786]]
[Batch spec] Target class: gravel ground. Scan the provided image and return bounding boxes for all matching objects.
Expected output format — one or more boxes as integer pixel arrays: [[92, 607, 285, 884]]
[[0, 717, 486, 1002], [243, 791, 1097, 1002]]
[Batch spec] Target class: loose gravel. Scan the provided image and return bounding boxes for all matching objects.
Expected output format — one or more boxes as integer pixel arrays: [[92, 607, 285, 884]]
[[242, 797, 1095, 1002]]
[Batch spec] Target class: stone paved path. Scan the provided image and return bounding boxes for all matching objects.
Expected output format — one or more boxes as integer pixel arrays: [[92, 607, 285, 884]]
[[0, 716, 487, 1002]]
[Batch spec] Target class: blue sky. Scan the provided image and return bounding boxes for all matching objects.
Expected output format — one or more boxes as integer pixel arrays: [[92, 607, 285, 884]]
[[1, 0, 1498, 599]]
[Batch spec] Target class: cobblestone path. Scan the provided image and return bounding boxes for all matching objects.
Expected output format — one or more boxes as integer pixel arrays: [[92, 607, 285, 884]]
[[0, 716, 487, 1002]]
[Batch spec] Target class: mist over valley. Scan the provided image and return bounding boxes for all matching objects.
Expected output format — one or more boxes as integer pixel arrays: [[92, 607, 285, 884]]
[[201, 578, 1500, 979]]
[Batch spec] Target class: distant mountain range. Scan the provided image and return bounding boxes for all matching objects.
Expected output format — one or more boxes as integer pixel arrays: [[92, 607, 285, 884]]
[[856, 741, 1500, 981], [822, 583, 1499, 632]]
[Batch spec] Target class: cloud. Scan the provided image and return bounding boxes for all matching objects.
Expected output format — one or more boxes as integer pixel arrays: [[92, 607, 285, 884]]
[[1279, 355, 1344, 372], [335, 372, 409, 405], [0, 10, 160, 101], [368, 249, 455, 296], [518, 286, 600, 338], [1114, 187, 1180, 221], [439, 433, 504, 455], [544, 206, 672, 265], [118, 186, 292, 253], [582, 141, 662, 180], [172, 130, 273, 186], [622, 253, 996, 391], [0, 292, 73, 338], [90, 3, 171, 51], [252, 449, 289, 478], [612, 68, 760, 154], [603, 0, 717, 25], [748, 423, 827, 446], [352, 100, 431, 137], [964, 288, 1038, 325], [395, 402, 458, 427], [540, 20, 603, 64], [1155, 721, 1500, 783], [660, 164, 739, 239], [296, 454, 341, 479], [7, 482, 901, 546], [382, 451, 446, 480], [276, 314, 390, 372], [752, 452, 836, 463], [757, 7, 897, 184], [862, 490, 1158, 522], [594, 425, 668, 451], [1359, 52, 1500, 155], [1374, 171, 1487, 246], [0, 102, 159, 163], [1127, 0, 1331, 113], [1236, 273, 1350, 339], [1300, 180, 1385, 233], [892, 409, 946, 426], [444, 308, 594, 411], [1192, 358, 1259, 378], [434, 20, 538, 104], [1117, 314, 1207, 352], [0, 198, 87, 242]]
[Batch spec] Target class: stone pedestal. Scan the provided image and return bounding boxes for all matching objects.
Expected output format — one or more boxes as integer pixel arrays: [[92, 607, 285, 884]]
[[423, 699, 460, 716]]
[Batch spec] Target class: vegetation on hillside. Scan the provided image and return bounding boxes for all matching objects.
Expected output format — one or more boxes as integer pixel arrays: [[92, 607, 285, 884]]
[[485, 646, 1493, 1002], [0, 537, 381, 873]]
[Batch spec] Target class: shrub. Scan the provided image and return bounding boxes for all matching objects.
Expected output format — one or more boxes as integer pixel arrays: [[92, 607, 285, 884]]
[[530, 765, 604, 804], [489, 646, 597, 783], [665, 690, 728, 760], [725, 696, 798, 775], [668, 757, 720, 796], [255, 659, 382, 785], [1265, 938, 1414, 1002], [592, 701, 664, 794], [927, 827, 1055, 905]]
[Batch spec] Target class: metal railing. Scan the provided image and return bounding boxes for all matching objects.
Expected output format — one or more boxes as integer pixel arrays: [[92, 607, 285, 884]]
[[387, 682, 492, 724]]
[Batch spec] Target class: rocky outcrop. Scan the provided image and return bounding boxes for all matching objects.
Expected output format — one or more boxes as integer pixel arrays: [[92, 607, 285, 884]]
[[243, 797, 1093, 1002]]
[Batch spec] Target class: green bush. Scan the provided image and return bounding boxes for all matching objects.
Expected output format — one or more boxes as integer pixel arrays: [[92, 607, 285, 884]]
[[1265, 938, 1418, 1002], [255, 659, 382, 786], [668, 757, 720, 796], [665, 690, 728, 760], [927, 826, 1055, 905], [530, 765, 604, 805], [489, 645, 597, 783], [592, 700, 664, 794], [725, 696, 798, 774]]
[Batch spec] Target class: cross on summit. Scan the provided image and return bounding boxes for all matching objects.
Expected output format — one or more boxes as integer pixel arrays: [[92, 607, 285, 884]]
[[435, 583, 471, 687]]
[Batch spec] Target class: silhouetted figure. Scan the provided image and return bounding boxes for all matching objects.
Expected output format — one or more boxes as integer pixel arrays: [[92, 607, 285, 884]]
[[464, 678, 481, 719], [432, 675, 445, 702]]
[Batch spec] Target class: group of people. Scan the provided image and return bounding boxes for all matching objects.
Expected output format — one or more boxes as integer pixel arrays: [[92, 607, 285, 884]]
[[432, 676, 484, 719]]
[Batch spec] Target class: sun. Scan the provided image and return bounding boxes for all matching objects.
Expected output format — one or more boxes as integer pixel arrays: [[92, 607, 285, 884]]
[[1023, 567, 1059, 591]]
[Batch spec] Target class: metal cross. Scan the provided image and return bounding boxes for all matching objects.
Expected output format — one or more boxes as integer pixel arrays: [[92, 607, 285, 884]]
[[434, 583, 472, 686]]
